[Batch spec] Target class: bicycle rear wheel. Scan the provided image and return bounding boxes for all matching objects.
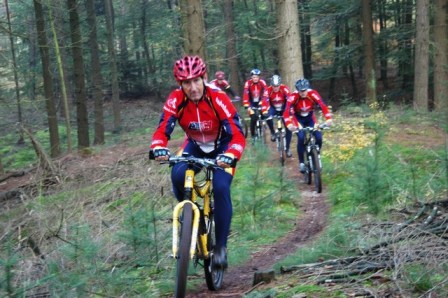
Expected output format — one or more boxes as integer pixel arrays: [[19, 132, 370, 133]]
[[203, 212, 224, 290], [175, 203, 193, 298], [310, 149, 322, 193]]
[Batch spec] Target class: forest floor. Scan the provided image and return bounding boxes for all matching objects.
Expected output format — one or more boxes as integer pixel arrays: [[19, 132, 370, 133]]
[[1, 100, 447, 297], [0, 103, 330, 298], [1, 128, 329, 298]]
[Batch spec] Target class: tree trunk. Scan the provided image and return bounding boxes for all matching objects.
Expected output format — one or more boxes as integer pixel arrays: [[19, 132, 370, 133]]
[[104, 0, 122, 132], [53, 0, 74, 109], [413, 0, 429, 111], [400, 0, 414, 94], [275, 0, 303, 89], [328, 24, 340, 102], [22, 126, 59, 184], [5, 0, 24, 145], [223, 0, 241, 95], [433, 0, 448, 113], [139, 0, 152, 88], [27, 14, 37, 102], [179, 0, 206, 58], [378, 0, 388, 89], [86, 0, 105, 145], [118, 0, 130, 94], [344, 19, 358, 100], [361, 0, 377, 105], [299, 0, 312, 79], [67, 0, 90, 148], [48, 0, 72, 152], [33, 0, 61, 157]]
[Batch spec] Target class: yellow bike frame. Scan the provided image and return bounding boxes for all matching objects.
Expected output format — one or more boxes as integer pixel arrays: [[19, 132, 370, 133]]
[[172, 167, 212, 259]]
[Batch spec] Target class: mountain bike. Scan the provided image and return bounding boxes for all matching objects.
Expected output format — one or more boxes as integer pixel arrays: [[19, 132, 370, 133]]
[[296, 124, 329, 193], [273, 114, 287, 166], [161, 155, 224, 297]]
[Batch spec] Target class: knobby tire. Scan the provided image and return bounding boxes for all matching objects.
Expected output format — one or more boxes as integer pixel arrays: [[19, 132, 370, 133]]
[[175, 203, 193, 298], [305, 155, 312, 185], [204, 212, 224, 290], [260, 123, 266, 144], [311, 149, 322, 193], [256, 123, 262, 144], [278, 134, 286, 166]]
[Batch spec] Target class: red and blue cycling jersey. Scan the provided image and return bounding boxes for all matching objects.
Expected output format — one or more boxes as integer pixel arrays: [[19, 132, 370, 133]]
[[151, 86, 246, 160], [261, 84, 291, 114], [243, 79, 267, 108], [284, 89, 332, 127]]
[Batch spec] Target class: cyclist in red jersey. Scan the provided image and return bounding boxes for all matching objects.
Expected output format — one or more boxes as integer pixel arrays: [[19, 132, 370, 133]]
[[209, 71, 239, 101], [242, 69, 268, 140], [149, 56, 246, 269], [261, 75, 293, 157], [284, 78, 333, 173]]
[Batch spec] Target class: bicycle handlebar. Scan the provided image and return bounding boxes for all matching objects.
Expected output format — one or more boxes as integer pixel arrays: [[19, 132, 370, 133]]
[[160, 155, 236, 169], [293, 123, 330, 133], [161, 156, 217, 167]]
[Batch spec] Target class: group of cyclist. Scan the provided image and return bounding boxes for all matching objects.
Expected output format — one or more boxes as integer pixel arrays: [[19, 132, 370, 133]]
[[242, 68, 332, 172], [149, 55, 332, 271]]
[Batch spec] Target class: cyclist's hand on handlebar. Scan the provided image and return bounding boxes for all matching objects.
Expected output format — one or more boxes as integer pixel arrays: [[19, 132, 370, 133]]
[[325, 119, 333, 127], [287, 124, 298, 132], [216, 153, 237, 168], [149, 147, 170, 161], [246, 107, 253, 116]]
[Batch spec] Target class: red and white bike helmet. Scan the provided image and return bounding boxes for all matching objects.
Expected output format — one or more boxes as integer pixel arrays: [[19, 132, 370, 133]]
[[215, 71, 225, 80], [173, 55, 207, 83]]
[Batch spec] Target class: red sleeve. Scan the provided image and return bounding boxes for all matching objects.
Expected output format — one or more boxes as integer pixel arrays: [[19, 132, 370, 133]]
[[308, 90, 332, 119], [242, 80, 250, 108], [283, 93, 297, 127], [261, 86, 271, 114], [261, 80, 268, 101], [150, 90, 183, 149], [281, 85, 291, 96], [213, 91, 246, 160]]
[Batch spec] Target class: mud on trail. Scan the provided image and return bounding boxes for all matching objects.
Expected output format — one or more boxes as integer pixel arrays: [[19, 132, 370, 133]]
[[189, 146, 330, 298]]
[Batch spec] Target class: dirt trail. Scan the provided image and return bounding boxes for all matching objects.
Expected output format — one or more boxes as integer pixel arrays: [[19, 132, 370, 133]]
[[189, 146, 330, 297]]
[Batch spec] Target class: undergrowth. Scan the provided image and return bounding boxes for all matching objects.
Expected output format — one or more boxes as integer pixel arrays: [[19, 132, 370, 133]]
[[250, 105, 448, 297], [0, 117, 301, 297], [1, 104, 447, 297]]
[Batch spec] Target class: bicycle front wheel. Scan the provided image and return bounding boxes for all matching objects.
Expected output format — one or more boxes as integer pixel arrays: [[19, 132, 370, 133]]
[[304, 158, 312, 185], [204, 213, 224, 290], [278, 135, 286, 166], [310, 149, 322, 193], [260, 123, 266, 144], [175, 203, 193, 298]]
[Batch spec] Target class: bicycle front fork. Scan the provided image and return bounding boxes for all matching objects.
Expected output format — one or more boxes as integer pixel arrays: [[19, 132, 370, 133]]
[[172, 201, 200, 259]]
